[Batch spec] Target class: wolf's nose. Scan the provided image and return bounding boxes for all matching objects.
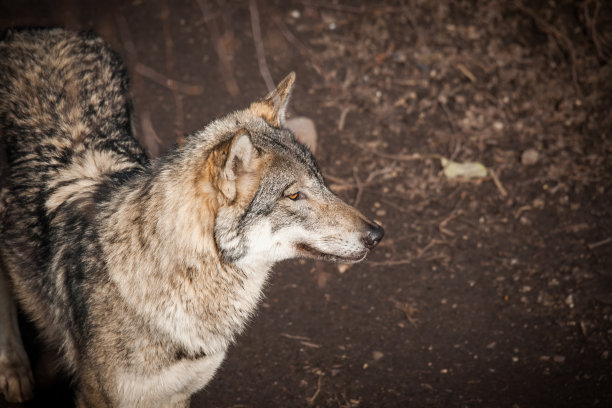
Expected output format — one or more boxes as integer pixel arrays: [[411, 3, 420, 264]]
[[364, 223, 384, 249]]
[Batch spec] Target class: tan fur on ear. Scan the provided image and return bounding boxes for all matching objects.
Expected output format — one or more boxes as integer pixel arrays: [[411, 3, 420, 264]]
[[216, 131, 260, 202], [249, 72, 296, 127], [195, 142, 229, 207]]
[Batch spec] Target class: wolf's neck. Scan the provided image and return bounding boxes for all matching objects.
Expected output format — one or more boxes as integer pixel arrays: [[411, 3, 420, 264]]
[[101, 159, 271, 354]]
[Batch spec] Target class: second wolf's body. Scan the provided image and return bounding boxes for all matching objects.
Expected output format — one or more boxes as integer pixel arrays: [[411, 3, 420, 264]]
[[0, 28, 382, 407]]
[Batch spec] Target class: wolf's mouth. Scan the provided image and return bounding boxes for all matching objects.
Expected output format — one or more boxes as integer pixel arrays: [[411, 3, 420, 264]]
[[296, 243, 367, 263]]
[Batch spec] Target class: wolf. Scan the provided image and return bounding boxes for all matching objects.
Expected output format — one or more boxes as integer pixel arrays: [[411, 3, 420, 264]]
[[0, 28, 383, 407]]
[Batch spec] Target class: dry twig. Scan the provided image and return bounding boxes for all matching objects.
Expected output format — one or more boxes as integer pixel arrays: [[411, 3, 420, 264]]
[[584, 0, 611, 62], [299, 0, 409, 15], [438, 99, 457, 133], [488, 168, 508, 198], [273, 15, 326, 79], [513, 1, 582, 96], [352, 167, 364, 208], [249, 0, 276, 93], [390, 298, 419, 325], [140, 111, 163, 157], [117, 16, 203, 97], [369, 258, 414, 267], [416, 238, 447, 258], [306, 372, 323, 406], [337, 106, 352, 131], [371, 150, 441, 162], [161, 0, 184, 141], [196, 0, 240, 97], [280, 333, 311, 341], [439, 210, 462, 237], [116, 14, 137, 57], [456, 63, 476, 82], [132, 64, 204, 96], [588, 237, 612, 250]]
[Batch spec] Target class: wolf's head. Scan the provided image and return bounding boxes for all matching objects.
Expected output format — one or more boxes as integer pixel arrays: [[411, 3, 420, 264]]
[[184, 73, 383, 271]]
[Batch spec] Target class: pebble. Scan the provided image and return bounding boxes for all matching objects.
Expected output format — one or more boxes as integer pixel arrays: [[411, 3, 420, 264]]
[[565, 294, 575, 308], [337, 264, 350, 274], [286, 117, 317, 153], [521, 148, 539, 166]]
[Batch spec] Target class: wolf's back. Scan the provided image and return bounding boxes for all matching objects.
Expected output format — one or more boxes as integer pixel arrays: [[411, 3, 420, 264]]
[[0, 29, 148, 355], [0, 28, 147, 172]]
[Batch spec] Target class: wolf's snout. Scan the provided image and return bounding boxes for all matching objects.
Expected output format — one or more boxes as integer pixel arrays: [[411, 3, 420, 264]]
[[364, 222, 384, 249]]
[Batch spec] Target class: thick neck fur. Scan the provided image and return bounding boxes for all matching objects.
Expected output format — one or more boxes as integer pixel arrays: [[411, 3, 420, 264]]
[[100, 133, 268, 356]]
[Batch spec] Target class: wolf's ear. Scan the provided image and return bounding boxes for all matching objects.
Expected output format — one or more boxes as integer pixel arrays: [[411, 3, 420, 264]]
[[221, 132, 257, 201], [250, 72, 296, 128]]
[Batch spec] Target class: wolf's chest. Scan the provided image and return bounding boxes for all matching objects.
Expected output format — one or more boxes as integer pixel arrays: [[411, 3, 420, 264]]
[[114, 351, 226, 407]]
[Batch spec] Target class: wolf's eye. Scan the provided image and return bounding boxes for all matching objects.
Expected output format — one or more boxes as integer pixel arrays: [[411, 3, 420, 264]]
[[287, 192, 300, 201]]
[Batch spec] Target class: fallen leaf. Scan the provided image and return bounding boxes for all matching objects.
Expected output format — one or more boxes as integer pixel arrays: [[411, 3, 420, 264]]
[[441, 157, 488, 179]]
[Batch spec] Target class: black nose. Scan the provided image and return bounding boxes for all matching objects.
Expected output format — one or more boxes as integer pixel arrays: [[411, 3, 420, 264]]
[[364, 222, 384, 249]]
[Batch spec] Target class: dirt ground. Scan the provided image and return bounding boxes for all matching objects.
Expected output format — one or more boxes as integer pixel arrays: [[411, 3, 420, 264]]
[[1, 0, 611, 407]]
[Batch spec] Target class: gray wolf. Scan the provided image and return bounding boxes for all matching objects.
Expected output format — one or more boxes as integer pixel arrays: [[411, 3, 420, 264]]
[[0, 28, 383, 407]]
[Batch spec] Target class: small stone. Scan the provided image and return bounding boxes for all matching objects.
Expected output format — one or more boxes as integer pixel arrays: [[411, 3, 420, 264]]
[[565, 294, 575, 308], [337, 264, 351, 274], [286, 117, 317, 153], [372, 351, 384, 361], [553, 355, 566, 363], [521, 148, 539, 166]]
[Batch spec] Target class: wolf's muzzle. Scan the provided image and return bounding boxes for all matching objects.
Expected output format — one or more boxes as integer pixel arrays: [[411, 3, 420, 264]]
[[364, 222, 384, 249]]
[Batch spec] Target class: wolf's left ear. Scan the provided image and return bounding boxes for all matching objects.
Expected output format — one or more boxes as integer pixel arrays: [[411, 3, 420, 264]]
[[224, 132, 256, 181], [249, 72, 296, 128], [220, 132, 257, 201]]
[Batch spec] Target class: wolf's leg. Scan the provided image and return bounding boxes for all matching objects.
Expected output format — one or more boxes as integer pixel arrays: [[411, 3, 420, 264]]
[[74, 367, 113, 408], [0, 261, 34, 403]]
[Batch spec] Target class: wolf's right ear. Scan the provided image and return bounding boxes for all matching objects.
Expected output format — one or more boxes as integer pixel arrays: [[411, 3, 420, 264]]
[[249, 72, 296, 128], [220, 132, 257, 201]]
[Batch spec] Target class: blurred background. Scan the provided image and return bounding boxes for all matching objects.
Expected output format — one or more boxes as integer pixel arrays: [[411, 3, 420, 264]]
[[1, 0, 611, 407]]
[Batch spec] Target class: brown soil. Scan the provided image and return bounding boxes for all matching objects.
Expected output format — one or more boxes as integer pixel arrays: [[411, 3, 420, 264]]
[[1, 1, 611, 407]]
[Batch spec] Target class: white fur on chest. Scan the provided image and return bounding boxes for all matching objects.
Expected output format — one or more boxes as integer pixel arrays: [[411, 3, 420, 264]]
[[114, 351, 226, 408]]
